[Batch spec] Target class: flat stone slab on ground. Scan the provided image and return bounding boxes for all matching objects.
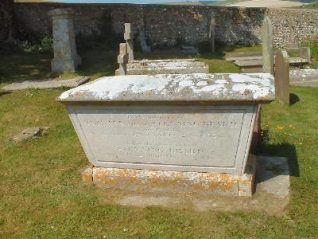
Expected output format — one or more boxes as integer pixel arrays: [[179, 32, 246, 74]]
[[232, 57, 308, 68], [12, 127, 49, 142], [86, 156, 290, 215], [2, 76, 89, 92], [290, 69, 318, 87], [127, 59, 209, 75], [226, 55, 263, 62]]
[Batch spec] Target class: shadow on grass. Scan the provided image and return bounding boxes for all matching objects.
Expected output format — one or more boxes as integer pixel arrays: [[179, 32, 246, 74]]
[[290, 93, 300, 105], [0, 46, 118, 85], [255, 130, 300, 177], [0, 53, 53, 84]]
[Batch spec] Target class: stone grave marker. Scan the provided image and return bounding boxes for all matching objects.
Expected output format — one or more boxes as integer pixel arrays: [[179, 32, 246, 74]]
[[58, 73, 275, 197], [275, 50, 290, 104], [138, 30, 151, 53], [49, 8, 81, 73], [262, 16, 274, 74], [124, 23, 134, 62], [115, 43, 128, 76], [209, 15, 216, 53], [299, 47, 311, 64]]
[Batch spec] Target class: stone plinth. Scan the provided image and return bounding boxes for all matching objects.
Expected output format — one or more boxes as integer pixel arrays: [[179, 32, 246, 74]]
[[59, 73, 275, 196], [127, 59, 209, 75], [49, 8, 81, 73], [83, 155, 255, 197]]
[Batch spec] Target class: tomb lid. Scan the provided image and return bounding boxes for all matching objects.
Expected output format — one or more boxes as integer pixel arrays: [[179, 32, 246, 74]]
[[58, 73, 275, 103]]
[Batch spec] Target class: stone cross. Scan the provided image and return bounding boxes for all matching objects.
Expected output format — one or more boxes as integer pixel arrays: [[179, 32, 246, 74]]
[[262, 16, 274, 74], [48, 8, 81, 73], [275, 50, 289, 104], [208, 15, 216, 53], [124, 23, 134, 62], [115, 43, 128, 76]]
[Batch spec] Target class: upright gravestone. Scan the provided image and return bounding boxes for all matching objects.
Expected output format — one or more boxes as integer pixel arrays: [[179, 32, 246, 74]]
[[299, 47, 311, 64], [124, 23, 134, 62], [209, 15, 216, 54], [275, 50, 289, 104], [262, 16, 274, 74], [139, 30, 151, 53], [115, 43, 128, 76], [49, 9, 81, 73]]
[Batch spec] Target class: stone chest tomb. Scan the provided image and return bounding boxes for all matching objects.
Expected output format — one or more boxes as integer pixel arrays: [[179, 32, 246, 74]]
[[58, 73, 275, 196]]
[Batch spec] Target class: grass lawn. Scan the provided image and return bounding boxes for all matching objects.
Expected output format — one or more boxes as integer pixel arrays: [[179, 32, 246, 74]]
[[0, 46, 317, 238]]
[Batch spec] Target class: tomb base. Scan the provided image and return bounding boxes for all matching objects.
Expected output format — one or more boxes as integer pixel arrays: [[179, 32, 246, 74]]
[[82, 155, 256, 197]]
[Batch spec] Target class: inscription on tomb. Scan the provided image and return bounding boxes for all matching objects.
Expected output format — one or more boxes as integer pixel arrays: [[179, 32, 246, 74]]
[[69, 105, 255, 172]]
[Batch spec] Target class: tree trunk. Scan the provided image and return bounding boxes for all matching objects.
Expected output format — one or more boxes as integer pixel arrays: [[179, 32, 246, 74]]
[[0, 0, 16, 43]]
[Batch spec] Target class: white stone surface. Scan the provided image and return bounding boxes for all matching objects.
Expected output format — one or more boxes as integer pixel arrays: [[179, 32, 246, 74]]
[[58, 73, 275, 102]]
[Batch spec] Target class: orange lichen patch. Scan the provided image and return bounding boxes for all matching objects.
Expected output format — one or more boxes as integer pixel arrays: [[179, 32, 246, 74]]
[[82, 168, 93, 184], [88, 167, 255, 196]]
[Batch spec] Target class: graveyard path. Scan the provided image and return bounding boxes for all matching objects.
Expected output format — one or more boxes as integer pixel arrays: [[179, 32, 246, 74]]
[[228, 0, 304, 8]]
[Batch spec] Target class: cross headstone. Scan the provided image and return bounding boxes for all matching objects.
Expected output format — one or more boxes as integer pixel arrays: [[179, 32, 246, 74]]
[[262, 16, 274, 74], [49, 8, 81, 73], [208, 15, 216, 53], [124, 23, 134, 62], [275, 50, 290, 104], [115, 43, 128, 76]]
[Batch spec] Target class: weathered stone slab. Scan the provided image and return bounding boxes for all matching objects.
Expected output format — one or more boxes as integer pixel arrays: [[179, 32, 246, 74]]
[[275, 50, 289, 104], [59, 73, 274, 177], [226, 55, 263, 62], [290, 69, 318, 87], [226, 52, 262, 60], [59, 73, 275, 103], [87, 155, 255, 197], [234, 59, 263, 67], [256, 156, 290, 200], [127, 59, 209, 75], [12, 127, 49, 143], [2, 76, 89, 92], [49, 8, 81, 73]]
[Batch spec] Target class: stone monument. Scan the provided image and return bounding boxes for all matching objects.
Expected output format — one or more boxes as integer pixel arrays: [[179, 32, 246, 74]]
[[115, 43, 128, 76], [58, 73, 275, 197], [49, 8, 81, 73], [275, 50, 290, 104], [124, 23, 134, 62], [262, 16, 274, 74], [209, 15, 216, 54]]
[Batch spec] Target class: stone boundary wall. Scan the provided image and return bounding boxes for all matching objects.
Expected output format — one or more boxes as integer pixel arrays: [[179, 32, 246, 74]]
[[14, 3, 318, 48]]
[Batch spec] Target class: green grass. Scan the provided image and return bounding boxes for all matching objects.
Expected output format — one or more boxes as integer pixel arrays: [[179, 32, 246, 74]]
[[0, 45, 317, 238], [0, 87, 317, 238], [0, 46, 117, 88]]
